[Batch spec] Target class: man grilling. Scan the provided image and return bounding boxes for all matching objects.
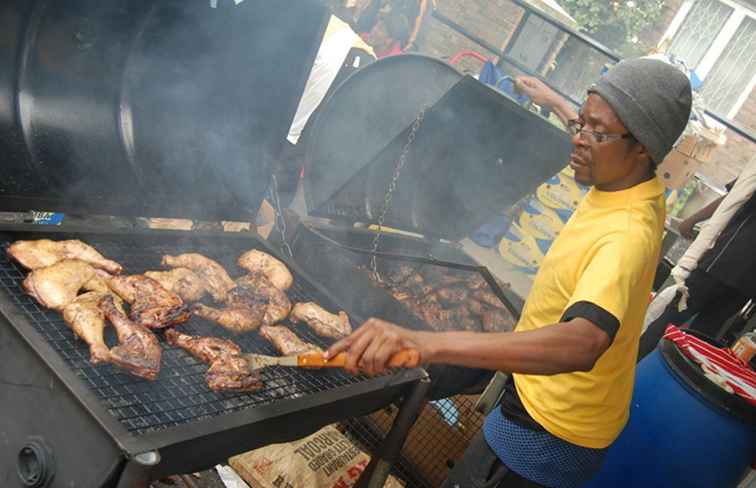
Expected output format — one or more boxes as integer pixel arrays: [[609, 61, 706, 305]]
[[326, 58, 692, 487]]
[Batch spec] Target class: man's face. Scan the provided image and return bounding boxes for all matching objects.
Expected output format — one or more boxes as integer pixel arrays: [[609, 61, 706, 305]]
[[569, 94, 645, 191]]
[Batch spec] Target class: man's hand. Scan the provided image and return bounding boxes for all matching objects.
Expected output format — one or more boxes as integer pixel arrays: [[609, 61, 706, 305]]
[[325, 318, 432, 375], [678, 217, 697, 239], [514, 76, 559, 108]]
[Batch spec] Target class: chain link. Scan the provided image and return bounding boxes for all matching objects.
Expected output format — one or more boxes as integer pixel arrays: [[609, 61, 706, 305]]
[[370, 107, 427, 282], [270, 174, 294, 258]]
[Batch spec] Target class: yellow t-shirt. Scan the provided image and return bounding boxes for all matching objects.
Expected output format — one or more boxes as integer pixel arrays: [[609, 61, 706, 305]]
[[513, 176, 665, 449]]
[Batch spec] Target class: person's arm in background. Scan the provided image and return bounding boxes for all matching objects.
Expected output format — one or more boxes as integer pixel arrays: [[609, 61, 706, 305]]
[[403, 0, 428, 51], [514, 76, 578, 128], [678, 193, 725, 239]]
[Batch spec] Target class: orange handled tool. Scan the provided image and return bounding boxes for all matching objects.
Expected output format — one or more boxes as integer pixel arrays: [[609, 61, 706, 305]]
[[243, 349, 420, 372]]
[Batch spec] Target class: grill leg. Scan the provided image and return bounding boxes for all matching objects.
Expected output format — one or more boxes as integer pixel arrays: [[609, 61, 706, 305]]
[[355, 372, 431, 488]]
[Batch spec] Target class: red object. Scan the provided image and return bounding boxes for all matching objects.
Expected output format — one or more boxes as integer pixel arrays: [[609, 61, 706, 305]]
[[662, 325, 756, 405], [448, 50, 489, 66]]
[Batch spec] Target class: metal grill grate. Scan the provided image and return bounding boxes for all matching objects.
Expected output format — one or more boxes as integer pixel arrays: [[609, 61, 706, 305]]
[[0, 236, 370, 436]]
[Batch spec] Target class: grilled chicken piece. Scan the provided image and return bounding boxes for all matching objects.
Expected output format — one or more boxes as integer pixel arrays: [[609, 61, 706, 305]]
[[23, 259, 97, 310], [165, 329, 262, 392], [8, 239, 122, 274], [237, 249, 293, 290], [165, 328, 241, 362], [235, 273, 292, 326], [99, 295, 161, 380], [192, 303, 265, 334], [467, 299, 486, 316], [83, 268, 113, 293], [290, 302, 351, 339], [108, 275, 190, 329], [145, 268, 207, 302], [473, 290, 505, 309], [161, 253, 235, 302], [435, 287, 469, 304], [62, 292, 114, 364], [481, 309, 516, 333], [259, 325, 322, 356]]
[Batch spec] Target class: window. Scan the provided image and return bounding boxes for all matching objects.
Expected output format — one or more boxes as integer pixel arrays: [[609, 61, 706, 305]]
[[664, 0, 756, 118]]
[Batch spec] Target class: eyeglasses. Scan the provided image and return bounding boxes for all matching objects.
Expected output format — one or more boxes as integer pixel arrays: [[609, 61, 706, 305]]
[[568, 120, 631, 144]]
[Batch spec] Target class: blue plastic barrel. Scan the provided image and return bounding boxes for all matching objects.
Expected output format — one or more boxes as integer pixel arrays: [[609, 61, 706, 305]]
[[584, 335, 755, 487]]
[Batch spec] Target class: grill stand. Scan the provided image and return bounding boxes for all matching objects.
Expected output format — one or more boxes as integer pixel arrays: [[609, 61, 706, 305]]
[[356, 372, 431, 488]]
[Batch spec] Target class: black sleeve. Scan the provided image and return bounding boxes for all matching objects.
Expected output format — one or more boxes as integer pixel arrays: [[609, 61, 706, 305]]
[[561, 301, 620, 343]]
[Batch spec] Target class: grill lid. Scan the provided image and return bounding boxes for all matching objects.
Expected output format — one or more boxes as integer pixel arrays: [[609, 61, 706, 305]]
[[0, 0, 328, 222], [305, 70, 573, 241]]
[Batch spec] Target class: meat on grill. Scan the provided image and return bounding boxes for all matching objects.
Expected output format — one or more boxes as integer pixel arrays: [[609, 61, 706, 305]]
[[83, 269, 114, 293], [145, 268, 207, 302], [62, 291, 114, 364], [237, 249, 293, 290], [192, 303, 265, 334], [165, 328, 241, 362], [165, 329, 262, 392], [235, 273, 292, 326], [8, 239, 122, 274], [481, 309, 516, 333], [23, 259, 97, 310], [435, 287, 469, 304], [108, 275, 190, 329], [100, 294, 161, 380], [161, 253, 235, 302], [290, 302, 351, 339], [473, 290, 505, 309], [259, 325, 322, 356]]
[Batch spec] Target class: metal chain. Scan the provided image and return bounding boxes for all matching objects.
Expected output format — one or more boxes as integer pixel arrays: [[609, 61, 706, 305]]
[[270, 174, 294, 258], [370, 107, 427, 282]]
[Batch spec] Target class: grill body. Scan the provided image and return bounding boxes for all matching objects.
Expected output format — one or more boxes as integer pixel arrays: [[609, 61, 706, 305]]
[[0, 225, 424, 487]]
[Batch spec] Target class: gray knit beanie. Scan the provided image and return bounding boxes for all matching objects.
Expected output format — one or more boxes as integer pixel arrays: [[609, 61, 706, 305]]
[[590, 58, 692, 165]]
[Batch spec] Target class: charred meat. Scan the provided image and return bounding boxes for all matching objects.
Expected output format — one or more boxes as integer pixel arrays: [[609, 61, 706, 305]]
[[100, 295, 161, 380], [108, 275, 190, 329], [166, 329, 262, 392], [235, 273, 292, 326]]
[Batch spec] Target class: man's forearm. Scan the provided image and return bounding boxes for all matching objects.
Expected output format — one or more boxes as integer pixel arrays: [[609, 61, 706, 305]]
[[547, 96, 578, 128], [687, 194, 725, 225], [420, 320, 608, 375]]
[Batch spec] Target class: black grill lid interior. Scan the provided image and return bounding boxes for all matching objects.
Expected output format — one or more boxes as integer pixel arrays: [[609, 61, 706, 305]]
[[0, 0, 328, 221], [303, 54, 464, 214], [309, 75, 573, 241]]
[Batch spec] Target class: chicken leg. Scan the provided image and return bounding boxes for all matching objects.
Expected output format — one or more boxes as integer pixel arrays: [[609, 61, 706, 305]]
[[108, 275, 190, 329], [100, 295, 161, 380], [62, 291, 113, 364]]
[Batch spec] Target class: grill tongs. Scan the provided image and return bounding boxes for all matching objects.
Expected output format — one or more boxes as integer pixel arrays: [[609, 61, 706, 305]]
[[243, 349, 420, 373]]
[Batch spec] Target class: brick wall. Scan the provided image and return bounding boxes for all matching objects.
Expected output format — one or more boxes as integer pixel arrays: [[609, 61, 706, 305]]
[[417, 0, 524, 73]]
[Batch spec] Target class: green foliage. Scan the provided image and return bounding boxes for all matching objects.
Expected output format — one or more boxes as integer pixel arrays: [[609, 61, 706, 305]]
[[559, 0, 667, 55]]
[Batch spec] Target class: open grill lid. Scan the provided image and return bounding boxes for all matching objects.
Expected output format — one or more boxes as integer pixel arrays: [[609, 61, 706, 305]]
[[304, 64, 574, 241], [0, 0, 328, 221]]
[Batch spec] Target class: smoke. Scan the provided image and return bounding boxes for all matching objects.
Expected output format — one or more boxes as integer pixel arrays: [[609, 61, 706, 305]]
[[7, 0, 328, 222]]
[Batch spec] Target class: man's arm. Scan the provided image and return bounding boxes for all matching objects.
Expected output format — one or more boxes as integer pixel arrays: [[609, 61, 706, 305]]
[[325, 317, 610, 376], [678, 194, 725, 239], [514, 76, 578, 128]]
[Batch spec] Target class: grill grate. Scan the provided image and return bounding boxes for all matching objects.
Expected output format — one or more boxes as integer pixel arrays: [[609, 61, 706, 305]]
[[0, 236, 371, 435]]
